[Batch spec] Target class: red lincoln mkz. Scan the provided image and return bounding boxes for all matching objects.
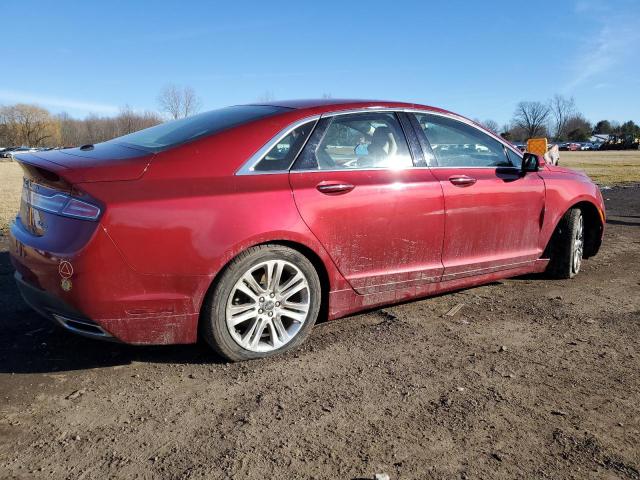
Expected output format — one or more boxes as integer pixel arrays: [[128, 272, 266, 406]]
[[9, 99, 605, 361]]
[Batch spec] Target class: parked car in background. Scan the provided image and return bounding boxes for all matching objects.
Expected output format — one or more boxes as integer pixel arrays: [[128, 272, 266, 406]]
[[1, 146, 39, 158], [514, 143, 526, 152], [0, 147, 17, 158], [9, 99, 605, 361]]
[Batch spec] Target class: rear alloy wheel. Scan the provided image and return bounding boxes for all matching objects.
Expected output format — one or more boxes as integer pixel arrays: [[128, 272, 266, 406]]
[[203, 245, 321, 361], [546, 208, 585, 279]]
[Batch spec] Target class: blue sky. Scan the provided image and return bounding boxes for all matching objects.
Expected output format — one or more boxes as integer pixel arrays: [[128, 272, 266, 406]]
[[1, 0, 638, 125]]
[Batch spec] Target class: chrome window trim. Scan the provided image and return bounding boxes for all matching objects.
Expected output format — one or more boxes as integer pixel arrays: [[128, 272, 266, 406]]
[[290, 166, 417, 174], [236, 107, 522, 176], [235, 115, 320, 175], [320, 107, 523, 160], [402, 109, 524, 161], [290, 165, 522, 174]]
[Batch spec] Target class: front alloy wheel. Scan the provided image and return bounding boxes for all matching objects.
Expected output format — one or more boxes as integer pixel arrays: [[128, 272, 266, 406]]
[[202, 245, 321, 361], [572, 213, 584, 275], [546, 207, 585, 279]]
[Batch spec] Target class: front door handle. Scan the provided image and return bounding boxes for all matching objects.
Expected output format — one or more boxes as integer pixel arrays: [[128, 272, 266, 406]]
[[316, 182, 355, 195], [449, 175, 477, 187]]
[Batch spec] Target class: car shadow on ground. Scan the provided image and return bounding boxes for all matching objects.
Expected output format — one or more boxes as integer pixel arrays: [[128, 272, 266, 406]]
[[0, 249, 571, 376], [0, 253, 226, 374], [606, 216, 640, 227]]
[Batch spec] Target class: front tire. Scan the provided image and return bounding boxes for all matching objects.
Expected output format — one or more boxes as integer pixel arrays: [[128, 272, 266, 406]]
[[202, 245, 321, 361], [546, 208, 584, 279]]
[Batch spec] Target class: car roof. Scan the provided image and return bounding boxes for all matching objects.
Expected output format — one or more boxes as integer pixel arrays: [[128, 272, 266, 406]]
[[246, 98, 454, 116]]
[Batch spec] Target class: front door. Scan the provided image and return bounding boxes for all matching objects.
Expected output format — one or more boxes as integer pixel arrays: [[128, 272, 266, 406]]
[[411, 112, 545, 279]]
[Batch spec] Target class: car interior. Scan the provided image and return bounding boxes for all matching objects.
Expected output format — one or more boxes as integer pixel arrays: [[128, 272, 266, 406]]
[[416, 114, 514, 168], [314, 113, 413, 170]]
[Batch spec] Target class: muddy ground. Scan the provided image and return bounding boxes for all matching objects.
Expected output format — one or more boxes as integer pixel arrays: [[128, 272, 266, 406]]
[[0, 185, 638, 480]]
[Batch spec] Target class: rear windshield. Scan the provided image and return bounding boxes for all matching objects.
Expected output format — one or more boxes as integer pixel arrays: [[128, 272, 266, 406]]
[[109, 105, 288, 152]]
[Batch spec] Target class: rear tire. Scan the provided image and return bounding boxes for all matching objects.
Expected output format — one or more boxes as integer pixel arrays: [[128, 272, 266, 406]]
[[545, 208, 584, 279], [202, 245, 321, 362]]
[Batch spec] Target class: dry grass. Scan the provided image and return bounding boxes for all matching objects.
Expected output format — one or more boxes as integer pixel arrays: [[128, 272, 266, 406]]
[[559, 150, 640, 185], [0, 160, 23, 234], [1, 151, 639, 233]]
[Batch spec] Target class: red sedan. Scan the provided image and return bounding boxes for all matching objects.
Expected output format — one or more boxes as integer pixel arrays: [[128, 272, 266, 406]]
[[9, 100, 605, 361]]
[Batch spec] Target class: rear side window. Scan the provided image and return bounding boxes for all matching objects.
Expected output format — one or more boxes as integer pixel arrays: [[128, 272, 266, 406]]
[[253, 121, 315, 171], [295, 112, 413, 170], [109, 105, 288, 152], [413, 113, 511, 167]]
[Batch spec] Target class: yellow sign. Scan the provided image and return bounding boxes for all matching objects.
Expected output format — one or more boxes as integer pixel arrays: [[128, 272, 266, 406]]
[[527, 137, 548, 155]]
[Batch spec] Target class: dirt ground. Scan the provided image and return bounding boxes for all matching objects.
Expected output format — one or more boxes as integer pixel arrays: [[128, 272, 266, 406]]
[[0, 181, 639, 479]]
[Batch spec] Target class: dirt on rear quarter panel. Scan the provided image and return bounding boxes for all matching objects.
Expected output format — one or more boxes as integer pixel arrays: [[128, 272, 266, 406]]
[[0, 185, 638, 479]]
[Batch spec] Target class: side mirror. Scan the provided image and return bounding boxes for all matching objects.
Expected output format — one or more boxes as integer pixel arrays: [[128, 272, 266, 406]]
[[521, 152, 540, 173]]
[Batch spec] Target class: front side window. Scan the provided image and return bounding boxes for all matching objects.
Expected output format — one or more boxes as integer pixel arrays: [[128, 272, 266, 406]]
[[413, 113, 512, 168], [505, 147, 523, 168], [253, 121, 316, 171], [297, 112, 413, 170]]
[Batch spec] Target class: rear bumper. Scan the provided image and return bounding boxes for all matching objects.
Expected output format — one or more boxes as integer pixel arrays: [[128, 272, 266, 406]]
[[15, 271, 115, 341], [9, 221, 206, 345]]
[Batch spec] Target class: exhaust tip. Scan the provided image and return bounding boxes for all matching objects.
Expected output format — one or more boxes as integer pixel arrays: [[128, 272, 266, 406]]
[[51, 313, 112, 339]]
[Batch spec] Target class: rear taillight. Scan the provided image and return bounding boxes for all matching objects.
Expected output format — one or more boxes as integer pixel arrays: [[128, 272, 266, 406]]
[[23, 188, 101, 221]]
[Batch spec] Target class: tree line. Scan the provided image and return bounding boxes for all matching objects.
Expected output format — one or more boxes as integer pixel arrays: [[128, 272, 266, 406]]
[[2, 88, 638, 148], [0, 85, 202, 148], [477, 94, 640, 143]]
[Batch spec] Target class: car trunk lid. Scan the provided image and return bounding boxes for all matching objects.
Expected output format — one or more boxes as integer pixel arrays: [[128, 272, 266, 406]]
[[14, 142, 153, 183]]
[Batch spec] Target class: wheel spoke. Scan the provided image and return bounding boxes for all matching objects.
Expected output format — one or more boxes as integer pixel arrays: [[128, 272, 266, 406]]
[[271, 317, 290, 345], [249, 319, 268, 349], [229, 308, 257, 326], [243, 270, 266, 296], [282, 300, 309, 313], [277, 272, 303, 296], [267, 261, 284, 292], [279, 307, 307, 323], [281, 281, 306, 301], [235, 283, 260, 302], [239, 318, 259, 348], [228, 304, 254, 315]]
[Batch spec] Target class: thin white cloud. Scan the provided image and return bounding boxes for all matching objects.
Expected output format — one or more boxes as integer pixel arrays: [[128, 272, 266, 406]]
[[564, 6, 640, 92], [0, 89, 118, 115], [574, 0, 610, 14]]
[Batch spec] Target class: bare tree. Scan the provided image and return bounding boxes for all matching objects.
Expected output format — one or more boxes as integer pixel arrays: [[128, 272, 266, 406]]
[[157, 84, 202, 119], [0, 104, 59, 146], [513, 101, 550, 140], [256, 90, 275, 102], [549, 94, 576, 141], [181, 87, 201, 118], [480, 119, 500, 134]]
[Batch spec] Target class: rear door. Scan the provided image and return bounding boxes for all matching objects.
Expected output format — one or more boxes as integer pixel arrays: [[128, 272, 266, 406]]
[[410, 112, 545, 279], [289, 111, 445, 294]]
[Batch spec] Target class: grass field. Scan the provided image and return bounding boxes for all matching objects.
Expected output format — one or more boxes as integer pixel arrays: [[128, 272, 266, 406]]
[[559, 150, 640, 185], [0, 161, 23, 235], [1, 151, 639, 234]]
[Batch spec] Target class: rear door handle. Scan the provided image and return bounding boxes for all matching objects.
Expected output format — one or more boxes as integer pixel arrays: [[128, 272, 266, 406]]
[[449, 175, 477, 187], [316, 182, 355, 195]]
